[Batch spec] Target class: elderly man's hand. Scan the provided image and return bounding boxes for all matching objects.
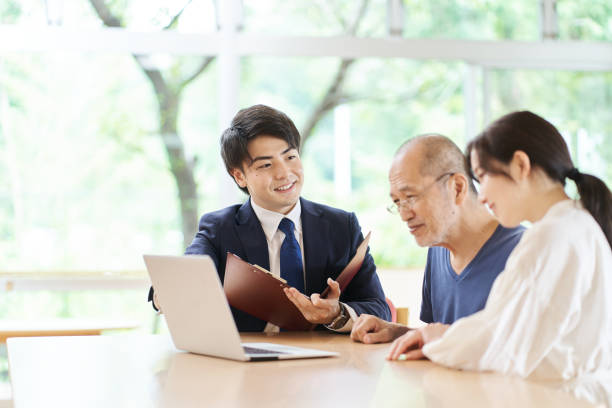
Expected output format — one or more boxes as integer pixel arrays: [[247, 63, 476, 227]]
[[284, 278, 342, 324], [351, 314, 410, 344]]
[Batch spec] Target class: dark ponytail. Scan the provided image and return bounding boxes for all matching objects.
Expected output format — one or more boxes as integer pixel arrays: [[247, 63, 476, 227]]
[[567, 169, 612, 249], [466, 111, 612, 249]]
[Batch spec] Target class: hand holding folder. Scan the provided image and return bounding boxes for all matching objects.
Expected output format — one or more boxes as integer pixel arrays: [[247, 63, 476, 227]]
[[223, 232, 372, 330], [224, 253, 314, 330]]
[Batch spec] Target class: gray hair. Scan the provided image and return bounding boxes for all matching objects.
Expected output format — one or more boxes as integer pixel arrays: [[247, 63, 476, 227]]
[[396, 133, 476, 193]]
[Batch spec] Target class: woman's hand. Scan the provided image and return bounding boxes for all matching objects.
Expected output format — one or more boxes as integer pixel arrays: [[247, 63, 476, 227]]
[[387, 323, 449, 361]]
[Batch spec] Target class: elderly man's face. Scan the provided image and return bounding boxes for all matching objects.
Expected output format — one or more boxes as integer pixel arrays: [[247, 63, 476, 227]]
[[388, 148, 455, 247]]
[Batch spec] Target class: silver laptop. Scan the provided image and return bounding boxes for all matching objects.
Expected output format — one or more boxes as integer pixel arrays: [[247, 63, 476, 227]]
[[143, 254, 339, 361]]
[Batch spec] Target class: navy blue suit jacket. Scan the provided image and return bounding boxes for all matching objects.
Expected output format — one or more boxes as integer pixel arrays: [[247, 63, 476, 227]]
[[184, 197, 390, 331]]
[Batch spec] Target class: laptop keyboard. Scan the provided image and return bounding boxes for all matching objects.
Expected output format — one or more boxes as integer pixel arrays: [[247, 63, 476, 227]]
[[243, 346, 287, 355]]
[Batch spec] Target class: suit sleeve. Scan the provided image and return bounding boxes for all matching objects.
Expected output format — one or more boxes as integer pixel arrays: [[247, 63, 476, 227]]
[[341, 212, 391, 321], [148, 213, 221, 311], [184, 214, 221, 268]]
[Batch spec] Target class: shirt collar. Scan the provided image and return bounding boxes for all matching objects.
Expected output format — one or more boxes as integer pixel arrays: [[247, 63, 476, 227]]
[[251, 199, 302, 242]]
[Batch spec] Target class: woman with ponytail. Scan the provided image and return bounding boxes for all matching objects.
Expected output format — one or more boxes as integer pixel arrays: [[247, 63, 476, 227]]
[[384, 111, 612, 402]]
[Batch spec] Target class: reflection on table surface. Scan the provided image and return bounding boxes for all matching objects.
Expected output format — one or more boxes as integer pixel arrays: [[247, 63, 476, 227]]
[[7, 332, 608, 408]]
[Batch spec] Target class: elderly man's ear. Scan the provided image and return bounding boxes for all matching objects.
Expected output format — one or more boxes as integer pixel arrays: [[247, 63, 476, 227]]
[[451, 173, 470, 205]]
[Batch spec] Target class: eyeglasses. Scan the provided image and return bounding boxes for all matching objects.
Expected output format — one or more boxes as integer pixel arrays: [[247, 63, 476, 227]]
[[387, 172, 455, 214]]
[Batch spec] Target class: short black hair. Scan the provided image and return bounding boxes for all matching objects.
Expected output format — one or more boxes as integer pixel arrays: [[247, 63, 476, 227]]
[[220, 104, 302, 194]]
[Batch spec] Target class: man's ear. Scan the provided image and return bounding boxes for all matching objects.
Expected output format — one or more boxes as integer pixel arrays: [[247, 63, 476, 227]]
[[510, 150, 531, 181], [452, 173, 469, 205], [230, 168, 247, 189]]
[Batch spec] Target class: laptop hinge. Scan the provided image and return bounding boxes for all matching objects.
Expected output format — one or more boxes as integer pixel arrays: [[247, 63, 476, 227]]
[[249, 356, 279, 362]]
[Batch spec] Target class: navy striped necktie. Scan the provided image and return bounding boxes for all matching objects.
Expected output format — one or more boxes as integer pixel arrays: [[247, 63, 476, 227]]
[[278, 217, 305, 293]]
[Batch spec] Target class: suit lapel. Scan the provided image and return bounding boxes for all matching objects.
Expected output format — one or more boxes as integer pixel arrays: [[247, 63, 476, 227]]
[[235, 198, 329, 293], [300, 198, 329, 294], [235, 199, 270, 270]]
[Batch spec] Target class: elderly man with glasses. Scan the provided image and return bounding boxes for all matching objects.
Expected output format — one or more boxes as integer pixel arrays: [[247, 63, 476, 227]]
[[351, 134, 524, 344]]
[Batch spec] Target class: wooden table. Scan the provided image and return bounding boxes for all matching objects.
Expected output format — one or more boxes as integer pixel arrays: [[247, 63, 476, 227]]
[[7, 332, 599, 408]]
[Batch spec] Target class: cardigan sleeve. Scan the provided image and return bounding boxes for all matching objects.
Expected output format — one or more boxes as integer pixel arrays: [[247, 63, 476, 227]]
[[422, 224, 586, 379]]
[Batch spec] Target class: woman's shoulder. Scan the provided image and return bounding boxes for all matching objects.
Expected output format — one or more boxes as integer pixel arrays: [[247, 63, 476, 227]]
[[511, 199, 609, 273], [531, 200, 598, 239]]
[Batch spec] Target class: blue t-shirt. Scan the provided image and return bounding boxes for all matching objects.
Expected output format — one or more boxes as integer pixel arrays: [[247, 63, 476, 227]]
[[420, 225, 525, 324]]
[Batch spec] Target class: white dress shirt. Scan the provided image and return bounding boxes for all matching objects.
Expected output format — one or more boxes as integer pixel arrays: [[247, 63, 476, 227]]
[[251, 200, 356, 332], [422, 200, 612, 384]]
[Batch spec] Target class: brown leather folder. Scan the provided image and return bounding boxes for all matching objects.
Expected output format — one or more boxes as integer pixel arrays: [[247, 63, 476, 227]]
[[224, 253, 315, 331], [320, 231, 371, 298], [223, 232, 372, 330]]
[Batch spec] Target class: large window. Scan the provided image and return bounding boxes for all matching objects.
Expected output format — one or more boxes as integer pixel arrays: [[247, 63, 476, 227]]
[[485, 69, 612, 183], [0, 52, 220, 270], [0, 0, 611, 330]]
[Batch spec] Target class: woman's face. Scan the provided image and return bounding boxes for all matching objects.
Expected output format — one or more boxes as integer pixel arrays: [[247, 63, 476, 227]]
[[470, 150, 525, 227]]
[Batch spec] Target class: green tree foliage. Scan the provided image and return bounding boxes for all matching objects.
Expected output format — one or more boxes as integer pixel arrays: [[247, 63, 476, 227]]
[[0, 0, 21, 23], [558, 0, 612, 40]]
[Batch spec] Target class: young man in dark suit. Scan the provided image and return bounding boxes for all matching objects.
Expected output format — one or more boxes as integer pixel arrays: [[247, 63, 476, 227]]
[[150, 104, 390, 332]]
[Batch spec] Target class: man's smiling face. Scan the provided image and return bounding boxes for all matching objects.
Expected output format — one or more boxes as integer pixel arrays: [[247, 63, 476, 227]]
[[231, 135, 304, 214]]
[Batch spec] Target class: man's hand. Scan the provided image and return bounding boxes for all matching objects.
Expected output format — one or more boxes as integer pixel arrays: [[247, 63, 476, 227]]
[[284, 278, 342, 325], [350, 314, 410, 344], [387, 323, 449, 361]]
